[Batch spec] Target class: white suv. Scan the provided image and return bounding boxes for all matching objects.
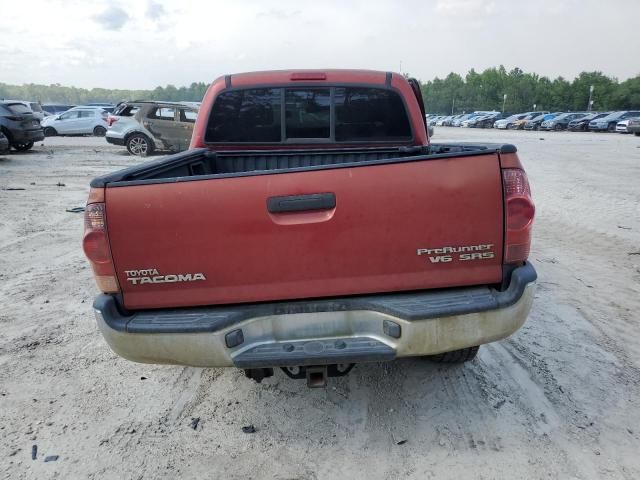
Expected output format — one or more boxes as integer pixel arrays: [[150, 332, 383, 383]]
[[42, 107, 108, 136]]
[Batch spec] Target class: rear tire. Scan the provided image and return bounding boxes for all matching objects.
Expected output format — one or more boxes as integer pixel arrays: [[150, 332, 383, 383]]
[[554, 124, 563, 131], [126, 133, 153, 156], [44, 127, 57, 137], [93, 126, 107, 137], [12, 141, 34, 152], [607, 123, 616, 132], [427, 346, 479, 363]]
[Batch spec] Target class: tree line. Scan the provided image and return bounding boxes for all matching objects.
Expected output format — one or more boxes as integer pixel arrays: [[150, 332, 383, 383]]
[[1, 67, 639, 114], [419, 66, 640, 114], [0, 82, 209, 105]]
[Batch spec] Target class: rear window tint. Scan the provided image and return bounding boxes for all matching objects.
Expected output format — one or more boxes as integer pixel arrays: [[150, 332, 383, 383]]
[[206, 89, 282, 142], [285, 89, 330, 139], [335, 88, 411, 141], [6, 103, 31, 114], [205, 86, 412, 143], [78, 110, 95, 118]]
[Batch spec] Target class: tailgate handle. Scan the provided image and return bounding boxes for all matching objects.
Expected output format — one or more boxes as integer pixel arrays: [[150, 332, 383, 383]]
[[267, 193, 336, 213]]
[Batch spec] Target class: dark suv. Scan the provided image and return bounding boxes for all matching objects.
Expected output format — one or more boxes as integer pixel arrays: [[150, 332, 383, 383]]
[[0, 101, 45, 151]]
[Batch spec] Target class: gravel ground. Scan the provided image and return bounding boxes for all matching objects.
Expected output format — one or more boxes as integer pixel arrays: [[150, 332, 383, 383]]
[[1, 129, 639, 479]]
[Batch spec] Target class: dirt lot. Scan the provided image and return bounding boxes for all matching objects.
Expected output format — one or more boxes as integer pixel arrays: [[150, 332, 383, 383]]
[[1, 129, 639, 479]]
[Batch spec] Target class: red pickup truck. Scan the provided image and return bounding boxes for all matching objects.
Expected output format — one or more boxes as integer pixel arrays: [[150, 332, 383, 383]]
[[84, 70, 536, 387]]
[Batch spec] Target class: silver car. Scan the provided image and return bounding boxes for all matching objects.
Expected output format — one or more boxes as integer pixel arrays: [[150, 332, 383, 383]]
[[105, 101, 199, 156], [41, 107, 108, 136]]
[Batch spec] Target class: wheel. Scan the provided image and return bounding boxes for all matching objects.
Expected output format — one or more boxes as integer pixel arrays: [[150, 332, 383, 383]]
[[126, 134, 153, 156], [427, 346, 479, 363], [93, 126, 107, 137], [12, 141, 34, 152], [554, 124, 563, 131], [607, 123, 616, 132], [43, 127, 57, 137]]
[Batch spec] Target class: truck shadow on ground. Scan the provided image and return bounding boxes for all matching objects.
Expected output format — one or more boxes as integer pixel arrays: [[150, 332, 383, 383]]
[[174, 344, 551, 454]]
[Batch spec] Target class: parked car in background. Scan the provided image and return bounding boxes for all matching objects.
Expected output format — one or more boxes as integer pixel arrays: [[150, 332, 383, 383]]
[[0, 131, 9, 154], [452, 114, 474, 127], [438, 115, 455, 126], [84, 102, 115, 113], [508, 112, 549, 130], [627, 118, 640, 136], [0, 101, 45, 151], [494, 113, 528, 129], [615, 118, 640, 133], [461, 112, 498, 128], [41, 106, 109, 136], [42, 104, 76, 115], [523, 112, 560, 131], [3, 100, 46, 121], [567, 112, 609, 131], [456, 112, 496, 127], [475, 112, 510, 128], [106, 101, 199, 155], [540, 112, 588, 131], [589, 111, 640, 132]]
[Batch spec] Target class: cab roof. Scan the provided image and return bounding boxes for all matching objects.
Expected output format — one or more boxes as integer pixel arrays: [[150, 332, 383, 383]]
[[219, 69, 394, 88]]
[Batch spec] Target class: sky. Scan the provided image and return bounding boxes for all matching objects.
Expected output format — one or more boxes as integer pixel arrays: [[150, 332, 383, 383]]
[[1, 0, 639, 89]]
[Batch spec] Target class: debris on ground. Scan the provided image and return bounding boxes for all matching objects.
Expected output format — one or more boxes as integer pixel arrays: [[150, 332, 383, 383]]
[[190, 417, 200, 430], [31, 445, 37, 460], [242, 425, 256, 434], [44, 455, 59, 462]]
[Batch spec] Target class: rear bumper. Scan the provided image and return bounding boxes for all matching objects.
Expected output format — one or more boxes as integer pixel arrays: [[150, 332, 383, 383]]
[[105, 135, 125, 146], [10, 128, 44, 143], [93, 263, 537, 368]]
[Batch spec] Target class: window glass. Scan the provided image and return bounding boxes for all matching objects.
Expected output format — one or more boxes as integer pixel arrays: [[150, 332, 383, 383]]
[[78, 110, 95, 118], [148, 107, 176, 120], [206, 88, 281, 142], [334, 88, 411, 141], [179, 109, 197, 123], [285, 89, 330, 138], [6, 103, 31, 115], [60, 111, 79, 120]]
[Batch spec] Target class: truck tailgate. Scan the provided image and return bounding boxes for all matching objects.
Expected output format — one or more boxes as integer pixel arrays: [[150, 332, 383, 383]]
[[106, 154, 504, 309]]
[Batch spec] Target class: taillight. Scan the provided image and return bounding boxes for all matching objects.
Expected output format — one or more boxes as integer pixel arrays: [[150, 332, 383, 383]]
[[83, 199, 120, 293], [106, 115, 118, 126], [502, 168, 535, 263]]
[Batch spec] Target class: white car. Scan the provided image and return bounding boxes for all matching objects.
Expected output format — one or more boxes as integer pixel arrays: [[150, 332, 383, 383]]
[[41, 107, 108, 136], [615, 118, 640, 133]]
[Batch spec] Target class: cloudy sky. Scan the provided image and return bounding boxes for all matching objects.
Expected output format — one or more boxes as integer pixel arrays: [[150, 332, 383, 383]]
[[1, 0, 638, 89]]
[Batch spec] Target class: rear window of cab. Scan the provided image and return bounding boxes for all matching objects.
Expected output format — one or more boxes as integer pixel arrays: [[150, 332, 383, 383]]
[[205, 86, 412, 143]]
